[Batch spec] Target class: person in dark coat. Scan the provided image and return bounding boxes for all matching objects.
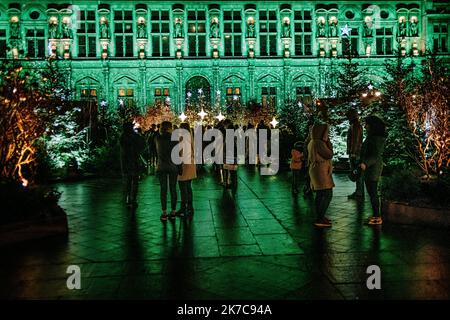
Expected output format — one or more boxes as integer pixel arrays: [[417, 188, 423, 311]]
[[120, 121, 145, 209], [155, 121, 179, 222], [359, 115, 387, 225], [346, 108, 364, 199]]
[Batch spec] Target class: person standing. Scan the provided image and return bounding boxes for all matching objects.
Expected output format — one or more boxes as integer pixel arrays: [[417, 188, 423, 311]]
[[359, 115, 387, 225], [290, 141, 304, 194], [120, 121, 144, 209], [307, 124, 335, 228], [346, 109, 364, 199], [176, 122, 197, 218], [155, 121, 178, 222]]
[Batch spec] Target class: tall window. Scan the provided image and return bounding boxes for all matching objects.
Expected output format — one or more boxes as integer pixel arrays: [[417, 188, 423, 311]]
[[433, 23, 448, 53], [188, 10, 206, 57], [77, 10, 97, 57], [376, 27, 393, 55], [225, 86, 241, 107], [294, 9, 312, 56], [118, 87, 134, 107], [114, 10, 134, 57], [259, 10, 278, 56], [80, 88, 97, 100], [342, 28, 359, 56], [154, 87, 170, 106], [261, 87, 277, 108], [26, 28, 46, 58], [296, 87, 312, 106], [151, 10, 170, 57], [0, 29, 6, 58], [224, 10, 242, 57]]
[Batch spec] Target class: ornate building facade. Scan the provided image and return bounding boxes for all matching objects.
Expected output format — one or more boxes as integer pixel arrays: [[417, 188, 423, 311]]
[[0, 0, 449, 112]]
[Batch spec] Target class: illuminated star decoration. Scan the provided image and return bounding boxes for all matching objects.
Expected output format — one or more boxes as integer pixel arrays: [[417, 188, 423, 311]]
[[368, 84, 374, 90], [165, 96, 171, 103], [198, 88, 203, 95], [215, 112, 225, 122], [297, 101, 303, 108], [216, 90, 221, 96], [179, 112, 187, 122], [198, 108, 207, 120], [341, 24, 352, 37], [100, 100, 107, 108], [233, 95, 239, 101], [118, 99, 124, 106], [270, 117, 279, 128], [187, 91, 192, 98]]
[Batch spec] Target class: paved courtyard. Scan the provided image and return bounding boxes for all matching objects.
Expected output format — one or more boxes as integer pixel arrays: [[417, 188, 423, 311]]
[[1, 166, 449, 299]]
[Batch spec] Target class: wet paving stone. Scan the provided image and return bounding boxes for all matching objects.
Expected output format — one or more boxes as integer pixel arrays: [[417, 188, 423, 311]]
[[1, 167, 449, 299]]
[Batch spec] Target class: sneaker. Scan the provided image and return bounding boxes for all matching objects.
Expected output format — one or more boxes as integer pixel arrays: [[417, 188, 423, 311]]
[[367, 216, 383, 225], [314, 219, 332, 228], [160, 213, 168, 222]]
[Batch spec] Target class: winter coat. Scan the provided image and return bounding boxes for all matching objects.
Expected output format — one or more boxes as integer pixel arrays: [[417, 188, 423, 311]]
[[360, 134, 386, 181], [290, 149, 303, 170], [155, 132, 178, 174], [178, 133, 197, 181], [347, 121, 363, 157], [120, 130, 145, 175], [307, 124, 335, 191]]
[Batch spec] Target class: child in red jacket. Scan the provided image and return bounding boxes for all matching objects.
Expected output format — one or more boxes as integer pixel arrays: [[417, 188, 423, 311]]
[[290, 141, 304, 194]]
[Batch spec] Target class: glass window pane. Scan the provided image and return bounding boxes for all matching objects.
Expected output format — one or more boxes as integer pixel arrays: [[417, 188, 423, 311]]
[[260, 35, 267, 56], [225, 37, 232, 56], [161, 23, 169, 33], [162, 36, 170, 56], [224, 11, 232, 20], [125, 36, 133, 56], [234, 35, 241, 55], [152, 36, 160, 56], [198, 36, 206, 56]]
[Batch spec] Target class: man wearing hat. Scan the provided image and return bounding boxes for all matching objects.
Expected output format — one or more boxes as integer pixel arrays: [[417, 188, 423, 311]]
[[346, 108, 364, 199]]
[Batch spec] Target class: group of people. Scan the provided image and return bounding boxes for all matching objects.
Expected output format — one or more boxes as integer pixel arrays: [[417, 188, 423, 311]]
[[120, 121, 197, 221], [290, 109, 387, 228], [120, 109, 387, 229]]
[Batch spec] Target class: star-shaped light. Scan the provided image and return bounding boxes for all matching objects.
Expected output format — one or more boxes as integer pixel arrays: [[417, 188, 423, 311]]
[[187, 92, 192, 98], [215, 112, 225, 122], [297, 101, 303, 108], [165, 96, 171, 103], [100, 100, 107, 107], [198, 88, 203, 95], [179, 112, 187, 122], [198, 108, 207, 120], [270, 117, 279, 128], [233, 95, 239, 101], [118, 99, 124, 106], [341, 24, 352, 37], [216, 90, 221, 96], [368, 84, 374, 90]]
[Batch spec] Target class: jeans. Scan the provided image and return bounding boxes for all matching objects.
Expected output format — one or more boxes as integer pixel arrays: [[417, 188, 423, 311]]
[[315, 189, 333, 220], [292, 169, 301, 192], [125, 174, 139, 204], [365, 179, 381, 217], [350, 156, 364, 196], [158, 172, 178, 211], [178, 180, 193, 211], [224, 170, 238, 192]]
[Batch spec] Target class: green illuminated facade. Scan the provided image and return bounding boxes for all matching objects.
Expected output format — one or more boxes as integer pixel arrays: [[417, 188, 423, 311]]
[[1, 0, 449, 111]]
